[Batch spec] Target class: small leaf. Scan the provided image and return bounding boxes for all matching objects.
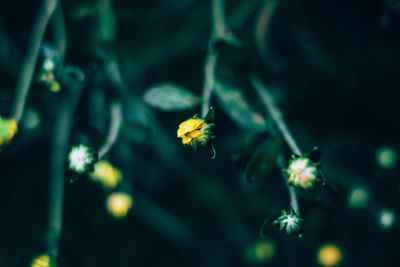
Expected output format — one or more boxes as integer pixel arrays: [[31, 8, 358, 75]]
[[204, 106, 214, 123], [214, 81, 267, 130], [244, 133, 283, 183], [143, 83, 200, 111]]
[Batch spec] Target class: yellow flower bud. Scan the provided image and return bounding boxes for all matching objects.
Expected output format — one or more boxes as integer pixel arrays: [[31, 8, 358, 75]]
[[0, 117, 18, 146], [177, 117, 213, 149], [90, 160, 122, 189], [31, 254, 56, 267], [107, 193, 133, 219], [317, 244, 343, 267]]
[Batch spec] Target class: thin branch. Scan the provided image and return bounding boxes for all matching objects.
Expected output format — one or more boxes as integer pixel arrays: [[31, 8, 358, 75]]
[[250, 74, 302, 155], [10, 0, 58, 123], [98, 102, 123, 158], [47, 81, 84, 259], [251, 74, 301, 212], [201, 51, 217, 117], [277, 153, 299, 212]]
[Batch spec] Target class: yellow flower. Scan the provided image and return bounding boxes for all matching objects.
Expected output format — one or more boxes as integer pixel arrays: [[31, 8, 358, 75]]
[[31, 254, 56, 267], [177, 117, 213, 149], [0, 117, 18, 146], [316, 244, 343, 267], [107, 193, 133, 219], [90, 160, 122, 189]]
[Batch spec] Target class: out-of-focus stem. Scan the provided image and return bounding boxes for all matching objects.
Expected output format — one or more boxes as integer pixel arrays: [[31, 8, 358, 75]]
[[47, 82, 84, 259], [51, 2, 67, 65], [211, 0, 227, 39], [200, 0, 226, 117], [201, 51, 217, 117], [250, 74, 302, 155], [251, 74, 301, 212], [98, 102, 123, 158], [10, 0, 58, 123]]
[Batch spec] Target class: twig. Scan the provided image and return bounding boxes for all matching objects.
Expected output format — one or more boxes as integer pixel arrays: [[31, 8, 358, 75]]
[[250, 74, 301, 212], [98, 102, 123, 158], [10, 0, 58, 123], [47, 80, 84, 259], [277, 153, 299, 212], [201, 51, 217, 117], [250, 74, 302, 155]]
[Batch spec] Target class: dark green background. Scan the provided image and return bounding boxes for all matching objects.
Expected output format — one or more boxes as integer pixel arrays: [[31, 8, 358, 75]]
[[0, 0, 399, 266]]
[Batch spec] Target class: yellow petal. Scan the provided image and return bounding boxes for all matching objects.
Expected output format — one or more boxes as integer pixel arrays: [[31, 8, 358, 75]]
[[177, 118, 203, 137]]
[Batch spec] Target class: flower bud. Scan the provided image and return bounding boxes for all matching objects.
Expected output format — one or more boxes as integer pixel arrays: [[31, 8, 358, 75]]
[[286, 156, 320, 189], [273, 209, 304, 237], [68, 144, 98, 174]]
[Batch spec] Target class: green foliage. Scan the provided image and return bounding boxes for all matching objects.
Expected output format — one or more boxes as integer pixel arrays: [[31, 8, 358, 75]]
[[143, 83, 200, 111], [244, 133, 282, 183]]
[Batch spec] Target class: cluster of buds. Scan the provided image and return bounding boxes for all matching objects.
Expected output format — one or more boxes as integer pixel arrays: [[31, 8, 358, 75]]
[[0, 116, 18, 147], [285, 147, 322, 190], [273, 209, 304, 238], [68, 144, 98, 175], [177, 107, 215, 158], [31, 254, 56, 267]]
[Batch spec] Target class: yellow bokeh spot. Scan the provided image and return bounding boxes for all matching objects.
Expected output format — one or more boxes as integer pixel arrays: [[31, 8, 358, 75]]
[[107, 193, 133, 219], [90, 160, 122, 189], [317, 244, 342, 267], [31, 254, 55, 267], [245, 238, 275, 263], [0, 117, 18, 146], [49, 80, 61, 92]]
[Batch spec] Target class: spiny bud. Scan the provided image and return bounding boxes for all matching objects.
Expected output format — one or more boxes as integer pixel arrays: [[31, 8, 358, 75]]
[[273, 209, 304, 238], [68, 144, 98, 175]]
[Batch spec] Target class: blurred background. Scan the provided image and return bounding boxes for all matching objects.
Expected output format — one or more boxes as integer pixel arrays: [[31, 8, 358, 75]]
[[1, 0, 400, 266]]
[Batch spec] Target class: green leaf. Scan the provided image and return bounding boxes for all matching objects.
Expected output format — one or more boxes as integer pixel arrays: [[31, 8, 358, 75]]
[[214, 81, 267, 130], [244, 133, 283, 184], [143, 83, 200, 111]]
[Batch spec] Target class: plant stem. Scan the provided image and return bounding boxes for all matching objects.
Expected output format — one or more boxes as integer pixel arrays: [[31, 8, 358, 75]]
[[277, 153, 299, 212], [51, 2, 67, 65], [47, 81, 84, 259], [200, 0, 227, 117], [250, 74, 302, 155], [98, 102, 123, 158], [250, 74, 301, 212], [201, 51, 217, 117], [10, 0, 58, 123], [211, 0, 227, 39]]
